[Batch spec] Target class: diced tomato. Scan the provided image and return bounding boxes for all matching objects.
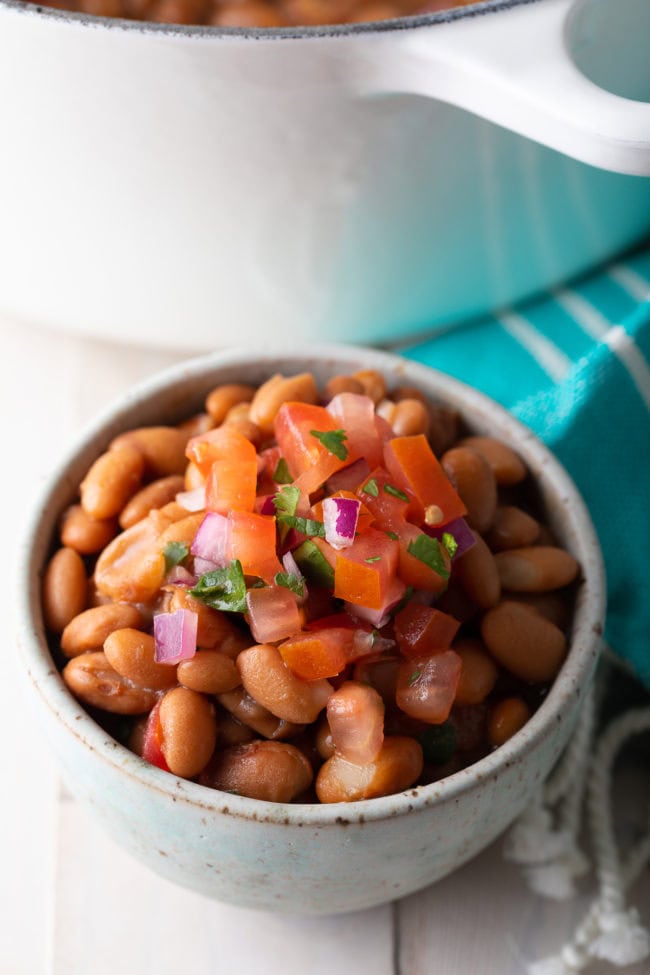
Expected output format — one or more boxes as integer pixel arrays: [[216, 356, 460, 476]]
[[257, 445, 283, 495], [142, 700, 170, 772], [353, 654, 401, 706], [305, 612, 367, 631], [186, 427, 256, 479], [274, 402, 348, 494], [279, 629, 349, 680], [394, 602, 460, 659], [355, 467, 409, 532], [384, 435, 466, 525], [343, 573, 406, 629], [333, 528, 399, 610], [325, 458, 371, 495], [397, 522, 451, 593], [205, 453, 257, 515], [396, 650, 462, 723], [326, 393, 383, 469], [245, 586, 302, 643], [226, 511, 282, 583]]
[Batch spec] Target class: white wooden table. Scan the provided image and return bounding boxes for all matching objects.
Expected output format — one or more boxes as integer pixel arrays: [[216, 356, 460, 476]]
[[2, 318, 648, 975]]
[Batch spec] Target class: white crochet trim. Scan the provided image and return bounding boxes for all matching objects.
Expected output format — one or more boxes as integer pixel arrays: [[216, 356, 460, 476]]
[[520, 702, 650, 974]]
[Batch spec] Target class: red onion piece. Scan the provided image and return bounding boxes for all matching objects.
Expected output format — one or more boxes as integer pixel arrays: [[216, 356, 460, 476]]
[[245, 586, 302, 643], [190, 511, 229, 565], [258, 495, 276, 516], [153, 609, 198, 664], [176, 487, 206, 512], [424, 516, 475, 559], [325, 458, 371, 495], [165, 565, 197, 587], [281, 550, 308, 604], [344, 575, 406, 629], [192, 556, 220, 577], [323, 496, 360, 550]]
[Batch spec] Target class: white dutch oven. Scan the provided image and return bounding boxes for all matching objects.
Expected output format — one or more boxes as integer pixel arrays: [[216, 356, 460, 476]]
[[1, 0, 649, 348]]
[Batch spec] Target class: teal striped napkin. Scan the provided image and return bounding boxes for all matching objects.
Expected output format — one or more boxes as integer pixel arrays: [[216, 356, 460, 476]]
[[403, 246, 650, 688]]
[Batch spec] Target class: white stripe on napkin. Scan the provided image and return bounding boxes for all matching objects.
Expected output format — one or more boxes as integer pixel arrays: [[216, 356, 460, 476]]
[[553, 287, 610, 340], [602, 326, 650, 411], [608, 263, 650, 303], [499, 310, 571, 383]]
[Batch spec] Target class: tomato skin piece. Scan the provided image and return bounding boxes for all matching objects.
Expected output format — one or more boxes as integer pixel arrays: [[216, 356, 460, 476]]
[[397, 523, 451, 593], [142, 700, 170, 772], [226, 511, 282, 583], [333, 528, 399, 610], [355, 467, 409, 533], [274, 403, 347, 494], [394, 603, 460, 659], [384, 435, 466, 526]]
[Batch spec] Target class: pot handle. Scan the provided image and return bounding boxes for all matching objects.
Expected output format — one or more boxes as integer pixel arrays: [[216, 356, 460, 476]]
[[363, 0, 650, 176]]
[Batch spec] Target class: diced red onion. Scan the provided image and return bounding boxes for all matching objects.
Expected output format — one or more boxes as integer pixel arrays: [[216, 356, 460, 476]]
[[424, 516, 476, 559], [193, 556, 220, 577], [282, 550, 308, 605], [176, 487, 206, 512], [165, 566, 197, 587], [323, 496, 360, 550], [344, 576, 406, 629], [153, 609, 198, 664], [190, 511, 229, 565], [258, 495, 276, 516], [325, 458, 371, 495]]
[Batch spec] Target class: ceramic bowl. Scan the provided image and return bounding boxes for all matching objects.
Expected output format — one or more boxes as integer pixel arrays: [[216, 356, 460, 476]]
[[17, 345, 605, 914]]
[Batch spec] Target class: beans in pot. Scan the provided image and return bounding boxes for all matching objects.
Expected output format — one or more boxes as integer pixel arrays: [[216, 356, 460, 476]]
[[44, 366, 580, 803]]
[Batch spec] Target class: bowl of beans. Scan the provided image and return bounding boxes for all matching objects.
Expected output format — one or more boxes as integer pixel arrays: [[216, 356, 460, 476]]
[[18, 345, 604, 913]]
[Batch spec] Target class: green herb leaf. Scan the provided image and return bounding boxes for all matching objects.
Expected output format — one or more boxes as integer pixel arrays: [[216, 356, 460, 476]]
[[274, 572, 305, 598], [442, 532, 458, 558], [392, 584, 414, 616], [384, 483, 409, 502], [408, 669, 422, 686], [364, 556, 382, 563], [310, 428, 348, 461], [163, 541, 190, 574], [272, 458, 293, 485], [272, 485, 301, 518], [419, 723, 457, 765], [189, 559, 247, 613], [292, 540, 335, 588], [407, 534, 450, 580], [278, 515, 326, 538], [361, 478, 379, 497], [385, 530, 399, 541]]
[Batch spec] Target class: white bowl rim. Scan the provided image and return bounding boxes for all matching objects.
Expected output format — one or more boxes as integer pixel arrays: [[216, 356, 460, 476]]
[[0, 0, 540, 40], [17, 342, 605, 827]]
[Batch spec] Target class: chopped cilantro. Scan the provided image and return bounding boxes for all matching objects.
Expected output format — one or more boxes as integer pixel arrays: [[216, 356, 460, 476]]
[[274, 572, 305, 598], [278, 515, 326, 538], [162, 541, 189, 574], [362, 478, 379, 497], [364, 556, 382, 563], [384, 483, 409, 502], [189, 559, 247, 613], [272, 458, 293, 484], [310, 428, 348, 461], [385, 531, 399, 541], [272, 485, 300, 518], [407, 533, 450, 580], [292, 540, 335, 588], [419, 723, 457, 765], [442, 532, 458, 558], [408, 669, 422, 686]]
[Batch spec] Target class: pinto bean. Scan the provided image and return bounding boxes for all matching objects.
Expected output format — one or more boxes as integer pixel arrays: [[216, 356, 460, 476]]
[[237, 644, 333, 723], [80, 444, 144, 520], [249, 373, 318, 435], [205, 383, 256, 424], [60, 504, 117, 555], [110, 426, 187, 477], [177, 650, 241, 694], [481, 600, 566, 683], [103, 628, 177, 690], [351, 369, 386, 405], [158, 687, 217, 778], [221, 404, 263, 447], [315, 714, 335, 760], [488, 697, 531, 746], [315, 736, 423, 803], [217, 713, 256, 747], [94, 516, 166, 603], [323, 376, 364, 400], [176, 412, 214, 439], [485, 506, 540, 552], [495, 547, 579, 592], [217, 687, 304, 740], [200, 741, 313, 801], [453, 532, 501, 609], [441, 446, 497, 533], [60, 603, 145, 657], [459, 436, 527, 486], [453, 638, 498, 705], [63, 652, 157, 714], [427, 404, 460, 457], [119, 475, 185, 530], [42, 547, 87, 633]]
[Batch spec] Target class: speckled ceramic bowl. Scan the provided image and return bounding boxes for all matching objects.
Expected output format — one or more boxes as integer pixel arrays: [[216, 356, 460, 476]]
[[17, 345, 605, 914]]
